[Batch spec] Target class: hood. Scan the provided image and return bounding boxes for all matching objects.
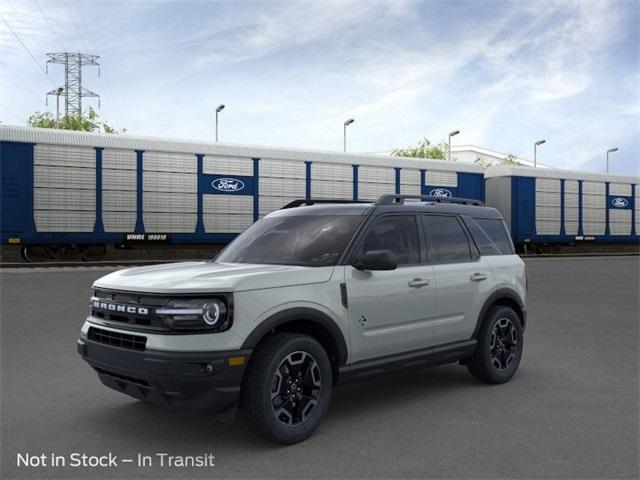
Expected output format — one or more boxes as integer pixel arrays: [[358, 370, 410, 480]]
[[93, 261, 335, 294]]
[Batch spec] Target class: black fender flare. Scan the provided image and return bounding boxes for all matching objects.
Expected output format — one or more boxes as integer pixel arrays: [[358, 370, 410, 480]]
[[241, 307, 349, 366], [472, 288, 526, 338]]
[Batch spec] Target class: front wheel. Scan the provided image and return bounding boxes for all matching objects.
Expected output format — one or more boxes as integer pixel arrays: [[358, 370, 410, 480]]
[[468, 306, 523, 384], [240, 333, 332, 444]]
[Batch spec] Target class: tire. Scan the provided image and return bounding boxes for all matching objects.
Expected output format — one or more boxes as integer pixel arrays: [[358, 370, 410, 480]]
[[240, 333, 332, 445], [468, 306, 523, 384]]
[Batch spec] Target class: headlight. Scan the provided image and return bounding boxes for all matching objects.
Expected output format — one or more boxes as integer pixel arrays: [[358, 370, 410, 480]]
[[156, 298, 231, 332]]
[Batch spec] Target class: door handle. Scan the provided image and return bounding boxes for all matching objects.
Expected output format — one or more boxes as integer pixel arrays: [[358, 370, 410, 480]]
[[408, 278, 431, 288], [470, 272, 488, 282]]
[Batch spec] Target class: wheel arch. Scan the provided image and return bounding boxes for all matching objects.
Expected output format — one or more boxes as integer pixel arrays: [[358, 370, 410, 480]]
[[241, 307, 349, 380], [473, 288, 526, 338]]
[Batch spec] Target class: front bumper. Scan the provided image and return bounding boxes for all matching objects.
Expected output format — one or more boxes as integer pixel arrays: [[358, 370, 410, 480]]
[[77, 337, 251, 414]]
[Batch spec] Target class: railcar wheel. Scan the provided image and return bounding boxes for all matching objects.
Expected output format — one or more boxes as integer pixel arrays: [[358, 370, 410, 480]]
[[79, 244, 107, 261], [21, 245, 61, 263]]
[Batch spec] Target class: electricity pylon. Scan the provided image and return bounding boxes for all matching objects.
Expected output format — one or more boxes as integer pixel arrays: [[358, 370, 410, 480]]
[[46, 53, 100, 117]]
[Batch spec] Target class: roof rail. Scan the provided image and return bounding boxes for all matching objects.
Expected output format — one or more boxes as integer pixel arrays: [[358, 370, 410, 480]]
[[375, 194, 485, 206], [281, 199, 370, 209]]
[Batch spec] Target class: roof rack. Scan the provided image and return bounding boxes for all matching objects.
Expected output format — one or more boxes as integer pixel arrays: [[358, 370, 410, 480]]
[[375, 194, 485, 206], [281, 199, 370, 209]]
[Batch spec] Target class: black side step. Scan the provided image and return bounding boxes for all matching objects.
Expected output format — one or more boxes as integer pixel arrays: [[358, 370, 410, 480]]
[[337, 339, 477, 384]]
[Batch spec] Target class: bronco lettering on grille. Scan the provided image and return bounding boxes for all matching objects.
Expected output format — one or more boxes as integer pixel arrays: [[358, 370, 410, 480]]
[[91, 300, 149, 316]]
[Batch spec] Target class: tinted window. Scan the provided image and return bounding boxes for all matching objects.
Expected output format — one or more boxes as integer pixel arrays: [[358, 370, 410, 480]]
[[422, 215, 472, 263], [463, 217, 501, 256], [476, 219, 514, 254], [360, 216, 420, 265], [216, 215, 362, 266]]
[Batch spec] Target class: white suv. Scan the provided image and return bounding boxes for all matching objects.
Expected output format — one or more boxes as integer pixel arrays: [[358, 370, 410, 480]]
[[78, 194, 526, 444]]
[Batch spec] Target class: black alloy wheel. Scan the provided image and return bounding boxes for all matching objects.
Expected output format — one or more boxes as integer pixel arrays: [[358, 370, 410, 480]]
[[271, 351, 322, 426], [489, 317, 518, 371], [241, 333, 332, 444], [467, 305, 523, 384]]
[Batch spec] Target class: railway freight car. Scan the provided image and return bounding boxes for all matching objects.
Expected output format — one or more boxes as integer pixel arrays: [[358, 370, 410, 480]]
[[485, 165, 639, 252], [0, 125, 485, 261]]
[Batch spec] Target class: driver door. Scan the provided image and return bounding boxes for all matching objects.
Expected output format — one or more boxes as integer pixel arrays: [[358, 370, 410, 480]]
[[345, 214, 436, 363]]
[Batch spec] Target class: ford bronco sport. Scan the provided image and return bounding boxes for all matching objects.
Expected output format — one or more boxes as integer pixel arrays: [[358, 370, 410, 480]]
[[78, 194, 526, 444]]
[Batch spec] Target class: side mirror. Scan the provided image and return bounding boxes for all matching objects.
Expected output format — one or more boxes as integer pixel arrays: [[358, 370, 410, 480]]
[[353, 249, 398, 271]]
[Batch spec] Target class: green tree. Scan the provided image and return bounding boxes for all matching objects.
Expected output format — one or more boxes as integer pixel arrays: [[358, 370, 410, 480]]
[[503, 153, 522, 166], [27, 107, 125, 133], [392, 138, 451, 160], [474, 153, 523, 168]]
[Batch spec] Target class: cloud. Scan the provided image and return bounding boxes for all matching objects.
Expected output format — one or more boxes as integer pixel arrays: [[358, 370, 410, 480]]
[[188, 1, 408, 69], [0, 0, 637, 175]]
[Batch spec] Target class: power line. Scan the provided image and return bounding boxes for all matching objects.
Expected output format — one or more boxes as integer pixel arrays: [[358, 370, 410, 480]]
[[69, 0, 126, 127], [8, 0, 51, 49], [34, 0, 67, 52], [0, 13, 57, 88], [62, 0, 91, 52], [0, 58, 44, 104], [0, 103, 24, 123]]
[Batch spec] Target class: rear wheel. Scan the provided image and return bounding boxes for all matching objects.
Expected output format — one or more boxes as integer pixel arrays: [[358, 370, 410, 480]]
[[468, 306, 523, 384], [240, 333, 332, 444]]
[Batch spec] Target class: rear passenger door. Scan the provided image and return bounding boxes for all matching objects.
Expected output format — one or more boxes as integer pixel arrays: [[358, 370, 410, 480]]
[[421, 214, 492, 345]]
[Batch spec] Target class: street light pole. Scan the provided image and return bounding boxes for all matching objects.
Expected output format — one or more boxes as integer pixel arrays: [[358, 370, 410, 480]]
[[215, 104, 225, 142], [343, 118, 354, 152], [534, 139, 546, 168], [606, 148, 618, 173], [448, 130, 460, 162], [55, 87, 64, 125]]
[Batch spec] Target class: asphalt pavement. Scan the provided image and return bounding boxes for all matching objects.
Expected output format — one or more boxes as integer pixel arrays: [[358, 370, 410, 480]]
[[1, 256, 638, 479]]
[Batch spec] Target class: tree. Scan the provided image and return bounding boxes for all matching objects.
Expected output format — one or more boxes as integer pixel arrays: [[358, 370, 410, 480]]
[[27, 107, 125, 133], [503, 153, 522, 165], [474, 153, 523, 168], [392, 138, 451, 160]]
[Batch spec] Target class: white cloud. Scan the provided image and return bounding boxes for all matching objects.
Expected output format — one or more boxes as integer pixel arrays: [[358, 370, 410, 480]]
[[0, 0, 637, 175]]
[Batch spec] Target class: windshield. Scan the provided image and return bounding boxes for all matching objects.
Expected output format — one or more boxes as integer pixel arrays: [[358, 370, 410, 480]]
[[215, 215, 363, 267]]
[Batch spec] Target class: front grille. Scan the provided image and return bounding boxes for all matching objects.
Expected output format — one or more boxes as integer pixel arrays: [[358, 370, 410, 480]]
[[88, 326, 147, 351], [90, 289, 168, 330]]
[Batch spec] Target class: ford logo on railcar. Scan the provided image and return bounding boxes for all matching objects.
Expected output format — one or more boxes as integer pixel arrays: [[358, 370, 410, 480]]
[[212, 178, 245, 192], [429, 188, 452, 198], [611, 197, 629, 208]]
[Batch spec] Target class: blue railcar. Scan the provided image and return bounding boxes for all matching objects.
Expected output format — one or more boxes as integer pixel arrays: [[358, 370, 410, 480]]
[[0, 125, 485, 260], [485, 165, 639, 250]]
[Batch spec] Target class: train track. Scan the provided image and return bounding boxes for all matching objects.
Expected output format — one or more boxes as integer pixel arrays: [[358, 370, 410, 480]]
[[1, 252, 638, 269]]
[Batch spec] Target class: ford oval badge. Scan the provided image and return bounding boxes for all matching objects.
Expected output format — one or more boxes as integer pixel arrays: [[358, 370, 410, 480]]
[[212, 178, 245, 192], [611, 197, 629, 208], [429, 188, 453, 198]]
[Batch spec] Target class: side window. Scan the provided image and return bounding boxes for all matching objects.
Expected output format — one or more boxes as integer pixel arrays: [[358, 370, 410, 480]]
[[422, 215, 472, 263], [463, 217, 501, 256], [476, 219, 514, 254], [360, 215, 420, 265]]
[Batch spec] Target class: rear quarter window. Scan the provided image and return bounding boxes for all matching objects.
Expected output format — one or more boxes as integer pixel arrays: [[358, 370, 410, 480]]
[[474, 218, 515, 255]]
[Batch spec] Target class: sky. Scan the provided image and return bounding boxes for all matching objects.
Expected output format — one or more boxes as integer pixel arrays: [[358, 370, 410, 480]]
[[0, 0, 638, 175]]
